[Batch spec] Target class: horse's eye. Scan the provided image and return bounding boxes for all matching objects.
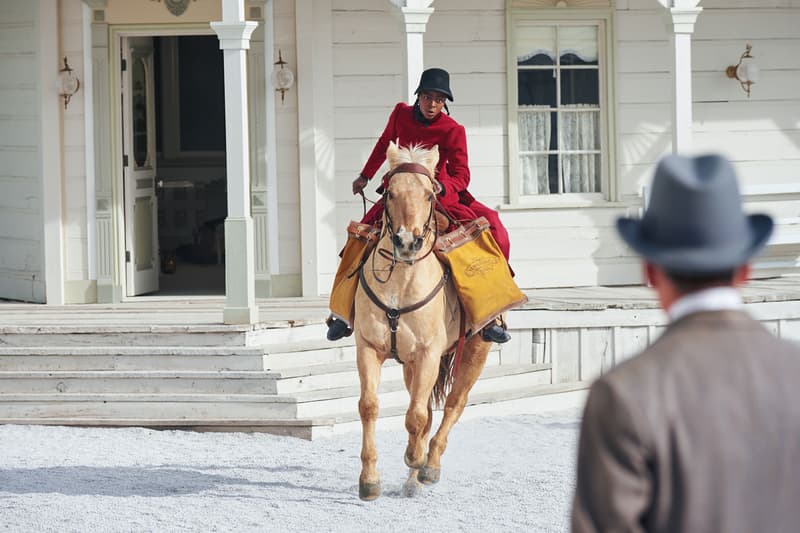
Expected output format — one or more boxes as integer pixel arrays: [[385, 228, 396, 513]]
[[427, 193, 434, 202], [386, 191, 394, 200]]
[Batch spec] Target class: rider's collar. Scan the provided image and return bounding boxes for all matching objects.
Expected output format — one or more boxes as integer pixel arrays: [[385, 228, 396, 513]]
[[414, 102, 432, 127]]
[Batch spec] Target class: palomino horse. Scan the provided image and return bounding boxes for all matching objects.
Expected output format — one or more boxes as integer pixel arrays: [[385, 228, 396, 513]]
[[354, 141, 493, 500]]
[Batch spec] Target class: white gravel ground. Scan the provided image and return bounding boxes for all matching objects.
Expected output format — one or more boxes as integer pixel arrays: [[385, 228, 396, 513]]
[[0, 409, 580, 532]]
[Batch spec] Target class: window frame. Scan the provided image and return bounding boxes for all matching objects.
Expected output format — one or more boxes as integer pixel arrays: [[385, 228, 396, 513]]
[[505, 7, 617, 208]]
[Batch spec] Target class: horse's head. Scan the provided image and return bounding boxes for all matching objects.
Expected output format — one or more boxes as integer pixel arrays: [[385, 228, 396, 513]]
[[382, 141, 440, 263]]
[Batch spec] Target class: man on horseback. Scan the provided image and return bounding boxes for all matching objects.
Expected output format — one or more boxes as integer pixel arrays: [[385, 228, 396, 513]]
[[326, 67, 515, 344]]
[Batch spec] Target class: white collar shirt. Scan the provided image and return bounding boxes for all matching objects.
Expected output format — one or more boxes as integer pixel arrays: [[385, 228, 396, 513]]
[[667, 287, 744, 323]]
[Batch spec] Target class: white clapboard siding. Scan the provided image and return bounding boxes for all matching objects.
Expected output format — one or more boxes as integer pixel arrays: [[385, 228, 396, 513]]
[[320, 0, 800, 292], [0, 1, 43, 302], [272, 0, 300, 276], [332, 44, 404, 77], [701, 0, 798, 7], [619, 159, 800, 199], [331, 10, 402, 45]]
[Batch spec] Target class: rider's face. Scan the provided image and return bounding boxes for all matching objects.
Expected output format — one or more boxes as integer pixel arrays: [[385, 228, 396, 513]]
[[418, 91, 446, 120]]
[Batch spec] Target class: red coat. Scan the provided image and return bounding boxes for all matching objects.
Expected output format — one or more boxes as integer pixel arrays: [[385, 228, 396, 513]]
[[359, 103, 510, 260]]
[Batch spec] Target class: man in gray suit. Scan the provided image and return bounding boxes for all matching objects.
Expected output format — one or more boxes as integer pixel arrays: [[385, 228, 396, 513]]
[[572, 154, 800, 533]]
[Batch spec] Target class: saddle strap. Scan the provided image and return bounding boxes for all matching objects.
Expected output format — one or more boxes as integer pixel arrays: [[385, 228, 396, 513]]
[[358, 263, 449, 364], [452, 305, 467, 376]]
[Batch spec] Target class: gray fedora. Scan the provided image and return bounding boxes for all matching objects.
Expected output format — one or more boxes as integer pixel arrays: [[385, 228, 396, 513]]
[[616, 153, 773, 275]]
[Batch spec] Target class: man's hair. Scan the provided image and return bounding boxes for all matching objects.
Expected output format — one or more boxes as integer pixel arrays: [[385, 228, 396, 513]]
[[663, 269, 736, 294]]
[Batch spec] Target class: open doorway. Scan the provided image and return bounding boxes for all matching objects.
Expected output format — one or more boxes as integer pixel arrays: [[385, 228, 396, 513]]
[[152, 35, 227, 296]]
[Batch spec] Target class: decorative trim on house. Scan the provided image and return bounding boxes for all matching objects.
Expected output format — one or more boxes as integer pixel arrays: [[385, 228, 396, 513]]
[[510, 0, 611, 8], [151, 0, 197, 17]]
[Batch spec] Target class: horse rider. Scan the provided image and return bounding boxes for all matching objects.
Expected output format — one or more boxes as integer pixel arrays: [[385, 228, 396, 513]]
[[326, 67, 514, 344]]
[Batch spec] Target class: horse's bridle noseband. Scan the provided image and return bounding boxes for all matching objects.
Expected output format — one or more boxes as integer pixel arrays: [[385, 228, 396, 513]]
[[379, 162, 439, 268]]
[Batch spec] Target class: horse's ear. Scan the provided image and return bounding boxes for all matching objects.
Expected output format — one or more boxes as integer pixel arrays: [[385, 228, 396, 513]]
[[427, 144, 440, 173], [386, 140, 400, 167]]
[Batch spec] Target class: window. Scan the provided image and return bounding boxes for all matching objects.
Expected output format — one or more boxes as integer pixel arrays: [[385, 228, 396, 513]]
[[508, 10, 612, 203]]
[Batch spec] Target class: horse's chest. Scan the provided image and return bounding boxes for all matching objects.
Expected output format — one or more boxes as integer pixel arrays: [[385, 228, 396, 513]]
[[359, 300, 446, 357]]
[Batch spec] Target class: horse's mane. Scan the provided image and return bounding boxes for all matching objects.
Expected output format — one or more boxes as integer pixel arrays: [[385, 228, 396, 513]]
[[394, 143, 436, 167]]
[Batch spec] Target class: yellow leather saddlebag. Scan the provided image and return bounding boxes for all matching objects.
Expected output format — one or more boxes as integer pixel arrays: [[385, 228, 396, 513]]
[[435, 217, 528, 332], [328, 222, 380, 325]]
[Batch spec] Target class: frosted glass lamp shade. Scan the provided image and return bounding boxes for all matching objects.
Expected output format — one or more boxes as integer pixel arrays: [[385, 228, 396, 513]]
[[271, 67, 294, 91], [57, 57, 80, 109]]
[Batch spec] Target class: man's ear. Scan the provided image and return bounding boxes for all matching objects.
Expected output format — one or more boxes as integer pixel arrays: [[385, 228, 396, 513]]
[[733, 263, 751, 286], [644, 261, 657, 288]]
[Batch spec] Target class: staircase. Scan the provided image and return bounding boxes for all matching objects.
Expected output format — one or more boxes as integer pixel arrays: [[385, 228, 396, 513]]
[[0, 322, 569, 439]]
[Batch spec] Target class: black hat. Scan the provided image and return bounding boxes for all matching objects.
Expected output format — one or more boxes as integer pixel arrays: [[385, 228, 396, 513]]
[[414, 68, 454, 101], [616, 154, 773, 275]]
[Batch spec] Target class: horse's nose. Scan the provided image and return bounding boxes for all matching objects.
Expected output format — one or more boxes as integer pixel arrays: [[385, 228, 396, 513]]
[[392, 234, 404, 249], [412, 236, 424, 251]]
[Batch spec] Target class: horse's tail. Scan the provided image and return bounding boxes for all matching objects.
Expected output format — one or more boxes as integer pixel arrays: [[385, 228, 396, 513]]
[[432, 352, 455, 409]]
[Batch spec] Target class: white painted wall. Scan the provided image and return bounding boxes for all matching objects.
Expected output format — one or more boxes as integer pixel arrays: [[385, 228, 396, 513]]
[[273, 0, 301, 278], [331, 0, 404, 240], [617, 0, 800, 276], [0, 1, 46, 302], [60, 0, 90, 287], [4, 0, 797, 302]]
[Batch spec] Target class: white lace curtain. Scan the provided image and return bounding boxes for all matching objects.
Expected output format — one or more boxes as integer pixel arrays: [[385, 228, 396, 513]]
[[518, 106, 551, 195], [561, 105, 599, 193], [518, 104, 599, 194]]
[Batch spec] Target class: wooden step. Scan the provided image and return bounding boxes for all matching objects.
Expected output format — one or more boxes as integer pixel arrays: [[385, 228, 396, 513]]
[[0, 371, 281, 395], [270, 350, 502, 394], [0, 346, 268, 371], [0, 382, 587, 440], [0, 416, 335, 439], [0, 392, 298, 419], [0, 364, 551, 424], [0, 322, 332, 348], [291, 364, 552, 419]]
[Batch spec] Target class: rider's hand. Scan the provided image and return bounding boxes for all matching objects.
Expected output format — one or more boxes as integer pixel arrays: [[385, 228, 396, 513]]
[[352, 175, 369, 195]]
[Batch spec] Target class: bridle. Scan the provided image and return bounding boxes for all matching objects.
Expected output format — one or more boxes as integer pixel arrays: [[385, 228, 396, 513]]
[[359, 161, 448, 364], [373, 162, 440, 280]]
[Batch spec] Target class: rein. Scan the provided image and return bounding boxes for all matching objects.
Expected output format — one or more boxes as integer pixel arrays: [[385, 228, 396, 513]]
[[373, 162, 439, 280], [358, 262, 449, 365]]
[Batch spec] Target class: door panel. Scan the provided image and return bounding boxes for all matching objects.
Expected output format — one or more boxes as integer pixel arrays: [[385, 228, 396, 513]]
[[122, 36, 159, 295]]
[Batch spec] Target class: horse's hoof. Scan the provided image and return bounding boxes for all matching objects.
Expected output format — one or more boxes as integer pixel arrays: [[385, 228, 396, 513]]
[[359, 481, 382, 501], [417, 465, 441, 485], [402, 479, 422, 498]]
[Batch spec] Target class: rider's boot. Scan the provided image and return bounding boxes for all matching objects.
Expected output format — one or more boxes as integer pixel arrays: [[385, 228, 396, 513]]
[[481, 321, 511, 344], [326, 316, 352, 341]]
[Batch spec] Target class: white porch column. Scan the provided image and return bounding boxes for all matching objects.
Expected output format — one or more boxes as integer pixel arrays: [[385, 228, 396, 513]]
[[666, 1, 702, 153], [296, 0, 336, 297], [397, 1, 434, 103], [41, 0, 64, 304], [211, 2, 259, 324]]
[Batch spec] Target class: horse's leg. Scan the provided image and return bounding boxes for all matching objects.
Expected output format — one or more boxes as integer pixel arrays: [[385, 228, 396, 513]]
[[400, 365, 434, 497], [419, 338, 490, 485], [404, 355, 439, 470], [357, 345, 383, 501]]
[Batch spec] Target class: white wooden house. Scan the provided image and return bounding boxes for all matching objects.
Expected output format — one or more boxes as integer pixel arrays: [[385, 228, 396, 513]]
[[1, 0, 798, 321]]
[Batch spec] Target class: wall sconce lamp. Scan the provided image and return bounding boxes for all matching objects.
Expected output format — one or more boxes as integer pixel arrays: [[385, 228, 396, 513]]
[[271, 49, 294, 104], [726, 44, 759, 98], [57, 57, 80, 109]]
